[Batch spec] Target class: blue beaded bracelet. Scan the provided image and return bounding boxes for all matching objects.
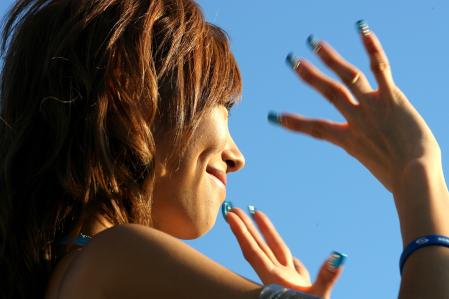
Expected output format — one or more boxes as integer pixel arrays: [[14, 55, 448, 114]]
[[399, 234, 449, 275]]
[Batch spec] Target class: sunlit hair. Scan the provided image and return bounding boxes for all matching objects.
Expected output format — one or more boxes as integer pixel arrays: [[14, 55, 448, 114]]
[[0, 0, 241, 297]]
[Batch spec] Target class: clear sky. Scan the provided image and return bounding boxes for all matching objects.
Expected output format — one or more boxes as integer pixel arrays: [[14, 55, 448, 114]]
[[1, 1, 448, 298]]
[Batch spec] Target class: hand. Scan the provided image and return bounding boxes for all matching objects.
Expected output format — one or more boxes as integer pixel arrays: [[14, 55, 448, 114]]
[[227, 207, 344, 299], [277, 22, 440, 192]]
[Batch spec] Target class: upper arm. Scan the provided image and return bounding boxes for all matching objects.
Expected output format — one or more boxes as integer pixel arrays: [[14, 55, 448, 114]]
[[67, 224, 262, 299]]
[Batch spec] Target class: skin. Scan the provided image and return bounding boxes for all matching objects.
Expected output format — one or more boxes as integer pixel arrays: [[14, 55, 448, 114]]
[[227, 208, 342, 298], [151, 106, 245, 239], [46, 105, 340, 298], [278, 30, 449, 298], [46, 27, 449, 299]]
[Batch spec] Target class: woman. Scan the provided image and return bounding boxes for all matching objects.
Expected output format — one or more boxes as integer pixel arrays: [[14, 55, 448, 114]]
[[0, 1, 447, 299]]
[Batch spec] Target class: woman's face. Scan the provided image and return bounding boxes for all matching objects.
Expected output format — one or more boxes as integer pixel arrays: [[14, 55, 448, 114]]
[[152, 105, 245, 239]]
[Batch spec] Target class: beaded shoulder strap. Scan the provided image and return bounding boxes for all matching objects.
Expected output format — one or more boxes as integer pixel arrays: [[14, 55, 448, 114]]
[[60, 233, 93, 247], [260, 284, 322, 299]]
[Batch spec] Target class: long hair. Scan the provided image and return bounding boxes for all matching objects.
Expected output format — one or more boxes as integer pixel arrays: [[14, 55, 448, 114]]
[[0, 0, 241, 297]]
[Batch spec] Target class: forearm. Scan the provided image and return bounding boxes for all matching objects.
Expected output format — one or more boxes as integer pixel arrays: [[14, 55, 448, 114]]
[[393, 158, 449, 299]]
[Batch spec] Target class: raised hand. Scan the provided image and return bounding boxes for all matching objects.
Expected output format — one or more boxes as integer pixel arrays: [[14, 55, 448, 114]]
[[272, 21, 440, 193], [226, 206, 345, 299]]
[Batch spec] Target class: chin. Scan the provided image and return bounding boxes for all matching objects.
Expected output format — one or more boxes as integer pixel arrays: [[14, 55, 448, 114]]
[[178, 214, 218, 240], [153, 197, 222, 239]]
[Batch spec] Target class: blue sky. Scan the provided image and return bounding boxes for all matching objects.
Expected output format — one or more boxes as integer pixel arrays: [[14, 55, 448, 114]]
[[1, 1, 448, 298], [192, 1, 449, 298]]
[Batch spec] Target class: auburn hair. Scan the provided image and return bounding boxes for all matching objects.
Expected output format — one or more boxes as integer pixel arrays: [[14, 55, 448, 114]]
[[0, 0, 241, 297]]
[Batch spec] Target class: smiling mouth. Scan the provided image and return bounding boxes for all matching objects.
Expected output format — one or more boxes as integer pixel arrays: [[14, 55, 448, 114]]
[[206, 167, 227, 188]]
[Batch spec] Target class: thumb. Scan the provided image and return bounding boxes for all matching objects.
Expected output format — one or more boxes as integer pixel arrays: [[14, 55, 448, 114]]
[[312, 251, 347, 299]]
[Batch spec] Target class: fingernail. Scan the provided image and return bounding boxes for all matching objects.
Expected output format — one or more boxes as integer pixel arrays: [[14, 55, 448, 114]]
[[356, 19, 371, 36], [221, 201, 234, 223], [306, 34, 321, 53], [286, 52, 301, 70], [267, 111, 281, 126], [328, 251, 348, 271], [247, 205, 256, 217]]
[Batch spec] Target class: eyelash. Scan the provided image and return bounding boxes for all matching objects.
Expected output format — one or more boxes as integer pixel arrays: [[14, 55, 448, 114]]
[[224, 102, 234, 112]]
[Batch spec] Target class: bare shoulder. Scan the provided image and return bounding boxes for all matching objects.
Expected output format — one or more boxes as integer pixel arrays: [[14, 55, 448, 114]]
[[86, 223, 185, 255], [58, 224, 261, 299]]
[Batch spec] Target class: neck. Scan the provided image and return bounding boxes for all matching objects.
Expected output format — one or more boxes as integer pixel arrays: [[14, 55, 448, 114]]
[[57, 213, 114, 259], [81, 213, 114, 237]]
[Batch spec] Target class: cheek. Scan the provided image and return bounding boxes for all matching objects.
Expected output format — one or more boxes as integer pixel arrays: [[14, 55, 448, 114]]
[[191, 111, 228, 154], [151, 170, 220, 238], [152, 158, 212, 217], [150, 108, 229, 236], [195, 129, 227, 158]]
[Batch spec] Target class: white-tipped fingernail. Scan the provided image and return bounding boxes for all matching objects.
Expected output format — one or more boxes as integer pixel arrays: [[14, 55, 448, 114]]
[[286, 53, 301, 70], [306, 34, 321, 53], [221, 201, 234, 223], [328, 251, 348, 271], [356, 19, 371, 36], [247, 205, 256, 217]]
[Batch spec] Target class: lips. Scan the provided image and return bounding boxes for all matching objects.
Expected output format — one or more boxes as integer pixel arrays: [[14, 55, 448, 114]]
[[206, 167, 227, 187]]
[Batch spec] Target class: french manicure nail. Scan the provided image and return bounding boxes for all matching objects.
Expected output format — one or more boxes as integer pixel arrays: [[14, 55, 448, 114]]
[[286, 52, 301, 70], [247, 205, 256, 217], [221, 201, 234, 223], [267, 111, 281, 126], [356, 19, 370, 36], [328, 251, 348, 271], [306, 34, 321, 53]]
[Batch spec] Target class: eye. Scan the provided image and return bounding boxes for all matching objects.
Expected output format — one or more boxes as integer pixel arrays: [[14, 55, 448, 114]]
[[223, 104, 233, 119], [224, 102, 234, 112]]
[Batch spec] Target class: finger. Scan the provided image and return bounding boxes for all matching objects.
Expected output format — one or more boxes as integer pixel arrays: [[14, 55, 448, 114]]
[[279, 113, 349, 148], [251, 209, 294, 268], [295, 59, 358, 120], [227, 211, 274, 272], [312, 40, 372, 97], [293, 257, 311, 284], [357, 20, 394, 90], [230, 208, 278, 263], [312, 252, 346, 299]]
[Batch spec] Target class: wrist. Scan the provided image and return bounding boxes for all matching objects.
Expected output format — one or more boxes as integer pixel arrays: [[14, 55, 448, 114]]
[[393, 154, 443, 195], [392, 157, 449, 245]]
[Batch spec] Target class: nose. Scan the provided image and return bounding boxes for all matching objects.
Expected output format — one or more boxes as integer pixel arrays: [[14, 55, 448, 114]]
[[222, 135, 245, 173]]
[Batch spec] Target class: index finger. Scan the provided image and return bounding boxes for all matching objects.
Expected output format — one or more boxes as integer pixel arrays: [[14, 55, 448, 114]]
[[226, 211, 274, 273], [229, 207, 278, 264]]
